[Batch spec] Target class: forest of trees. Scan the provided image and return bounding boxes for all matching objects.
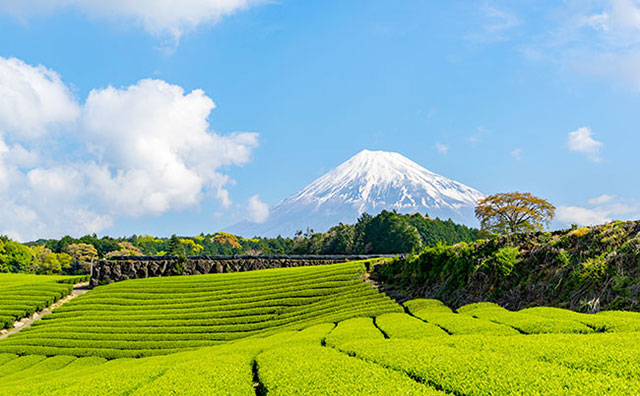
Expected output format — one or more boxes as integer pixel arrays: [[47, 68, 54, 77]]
[[1, 211, 477, 274]]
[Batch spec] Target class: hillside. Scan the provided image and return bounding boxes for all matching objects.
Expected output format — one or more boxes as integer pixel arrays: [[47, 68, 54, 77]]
[[0, 260, 401, 358], [228, 149, 484, 237], [3, 294, 640, 394], [373, 220, 640, 311], [0, 274, 88, 330]]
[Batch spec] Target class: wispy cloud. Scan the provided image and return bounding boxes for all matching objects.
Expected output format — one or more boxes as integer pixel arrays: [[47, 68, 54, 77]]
[[588, 194, 615, 205], [522, 1, 640, 90], [467, 3, 520, 42], [467, 126, 489, 145], [567, 127, 603, 162], [510, 148, 523, 160], [435, 142, 449, 154]]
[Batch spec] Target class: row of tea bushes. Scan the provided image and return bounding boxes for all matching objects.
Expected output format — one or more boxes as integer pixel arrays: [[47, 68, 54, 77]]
[[0, 274, 87, 330], [331, 336, 640, 395], [0, 261, 402, 358], [403, 299, 640, 335], [3, 311, 640, 395]]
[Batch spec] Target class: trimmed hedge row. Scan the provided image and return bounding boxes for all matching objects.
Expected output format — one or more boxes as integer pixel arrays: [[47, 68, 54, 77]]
[[520, 307, 640, 333], [257, 345, 443, 395], [0, 322, 339, 394], [375, 313, 449, 339], [0, 262, 401, 357], [403, 299, 519, 336], [332, 337, 640, 395], [457, 302, 594, 334], [0, 274, 82, 330]]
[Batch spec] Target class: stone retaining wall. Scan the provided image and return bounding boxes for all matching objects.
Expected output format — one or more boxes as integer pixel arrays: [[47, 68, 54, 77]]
[[91, 255, 396, 286]]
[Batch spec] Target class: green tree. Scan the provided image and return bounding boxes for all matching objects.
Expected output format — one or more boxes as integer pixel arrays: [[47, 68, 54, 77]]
[[475, 192, 556, 238], [105, 241, 144, 257], [179, 238, 204, 255], [355, 210, 422, 254], [64, 243, 98, 273], [30, 245, 73, 274], [167, 235, 186, 257], [0, 237, 34, 273], [321, 223, 356, 254]]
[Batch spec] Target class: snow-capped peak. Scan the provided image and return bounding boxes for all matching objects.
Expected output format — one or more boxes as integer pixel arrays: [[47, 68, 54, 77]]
[[227, 149, 484, 237], [280, 149, 484, 212]]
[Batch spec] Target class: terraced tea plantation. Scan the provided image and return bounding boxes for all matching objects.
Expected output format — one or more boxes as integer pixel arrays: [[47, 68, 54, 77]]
[[0, 261, 401, 358], [0, 274, 88, 330], [2, 263, 640, 395]]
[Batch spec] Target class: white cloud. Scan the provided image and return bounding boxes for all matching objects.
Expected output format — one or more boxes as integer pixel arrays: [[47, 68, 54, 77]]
[[247, 195, 269, 223], [81, 79, 258, 216], [588, 194, 615, 205], [510, 148, 523, 160], [557, 206, 611, 226], [585, 0, 640, 37], [567, 127, 603, 162], [0, 57, 79, 139], [0, 0, 267, 42], [556, 195, 640, 226], [0, 58, 259, 240], [435, 142, 448, 154]]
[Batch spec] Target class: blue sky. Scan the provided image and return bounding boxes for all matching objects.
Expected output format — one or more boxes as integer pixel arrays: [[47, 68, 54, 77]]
[[0, 0, 639, 240]]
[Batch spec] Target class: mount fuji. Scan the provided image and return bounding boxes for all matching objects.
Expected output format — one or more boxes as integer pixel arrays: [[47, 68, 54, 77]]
[[227, 150, 485, 237]]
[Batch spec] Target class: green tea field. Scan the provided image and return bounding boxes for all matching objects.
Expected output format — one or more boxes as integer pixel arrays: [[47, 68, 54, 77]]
[[0, 274, 89, 330], [1, 261, 640, 395]]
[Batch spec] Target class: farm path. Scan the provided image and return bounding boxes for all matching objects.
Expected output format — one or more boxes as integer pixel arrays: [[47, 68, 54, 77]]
[[0, 282, 90, 340]]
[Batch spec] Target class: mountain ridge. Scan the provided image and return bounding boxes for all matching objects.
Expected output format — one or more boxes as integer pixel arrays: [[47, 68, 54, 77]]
[[228, 149, 485, 237]]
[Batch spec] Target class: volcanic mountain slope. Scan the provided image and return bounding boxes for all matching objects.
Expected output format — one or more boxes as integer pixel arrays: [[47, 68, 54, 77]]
[[228, 150, 485, 237]]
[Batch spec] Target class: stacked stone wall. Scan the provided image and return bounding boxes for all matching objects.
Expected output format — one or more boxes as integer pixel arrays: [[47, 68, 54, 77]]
[[91, 255, 395, 286]]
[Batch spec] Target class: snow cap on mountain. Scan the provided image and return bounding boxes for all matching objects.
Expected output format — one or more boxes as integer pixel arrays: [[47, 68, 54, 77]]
[[227, 149, 484, 237]]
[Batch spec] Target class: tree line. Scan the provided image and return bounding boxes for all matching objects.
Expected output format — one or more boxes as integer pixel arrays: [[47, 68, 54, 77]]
[[1, 210, 478, 274]]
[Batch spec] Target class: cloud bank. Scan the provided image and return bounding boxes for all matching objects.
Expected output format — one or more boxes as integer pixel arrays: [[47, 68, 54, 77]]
[[0, 57, 258, 241], [556, 195, 640, 226], [0, 0, 267, 41]]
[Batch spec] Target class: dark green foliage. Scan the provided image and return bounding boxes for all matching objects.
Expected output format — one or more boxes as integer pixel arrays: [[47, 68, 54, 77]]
[[373, 220, 640, 312], [167, 235, 185, 258], [405, 214, 477, 246], [0, 237, 34, 273], [292, 211, 477, 255]]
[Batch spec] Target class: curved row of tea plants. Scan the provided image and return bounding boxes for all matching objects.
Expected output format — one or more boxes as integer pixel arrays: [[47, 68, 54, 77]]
[[402, 299, 640, 335], [404, 298, 519, 335], [328, 317, 640, 395], [0, 261, 402, 358], [0, 274, 88, 329], [0, 321, 449, 396]]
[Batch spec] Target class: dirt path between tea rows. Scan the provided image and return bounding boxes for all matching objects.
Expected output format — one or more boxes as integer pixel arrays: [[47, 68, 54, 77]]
[[0, 282, 90, 340]]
